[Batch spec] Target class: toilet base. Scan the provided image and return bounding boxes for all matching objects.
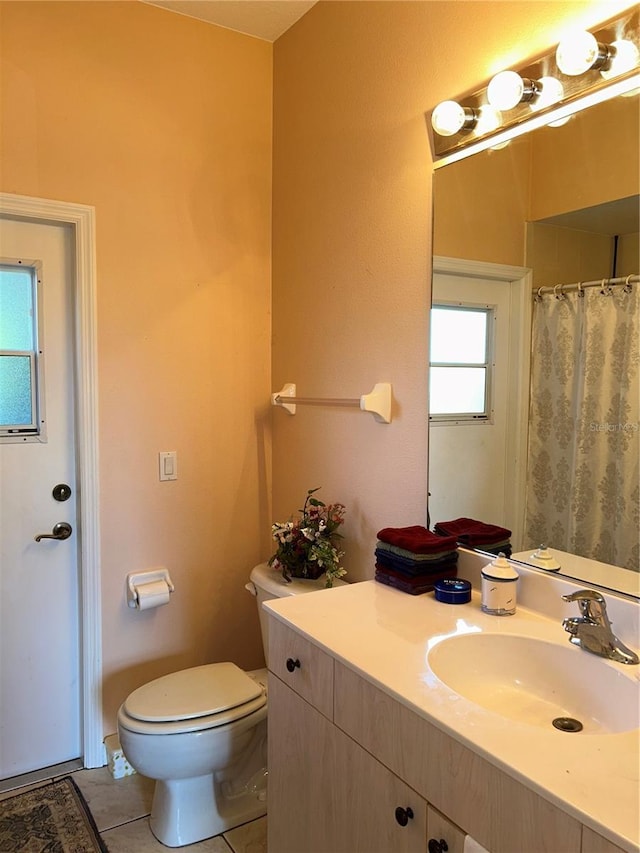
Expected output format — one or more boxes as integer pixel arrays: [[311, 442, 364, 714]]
[[150, 773, 267, 847]]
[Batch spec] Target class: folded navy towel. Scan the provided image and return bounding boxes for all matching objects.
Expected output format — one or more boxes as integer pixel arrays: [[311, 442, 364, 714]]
[[374, 550, 458, 576], [377, 525, 458, 554]]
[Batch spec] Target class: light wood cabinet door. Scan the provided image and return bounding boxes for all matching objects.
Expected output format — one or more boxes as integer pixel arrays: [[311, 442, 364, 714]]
[[268, 673, 341, 853], [336, 724, 428, 853], [268, 674, 428, 853], [268, 616, 334, 718]]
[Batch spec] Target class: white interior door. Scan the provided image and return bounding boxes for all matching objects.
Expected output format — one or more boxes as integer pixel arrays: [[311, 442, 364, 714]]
[[429, 271, 516, 537], [429, 258, 531, 549], [0, 216, 81, 779]]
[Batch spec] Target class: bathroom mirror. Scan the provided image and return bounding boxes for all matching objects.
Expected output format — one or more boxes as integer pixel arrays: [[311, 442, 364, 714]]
[[430, 89, 639, 599]]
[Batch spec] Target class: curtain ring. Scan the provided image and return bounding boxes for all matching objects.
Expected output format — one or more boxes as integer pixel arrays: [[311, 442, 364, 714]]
[[554, 283, 565, 300], [600, 278, 612, 295], [534, 286, 544, 302], [623, 274, 633, 293], [576, 281, 584, 298]]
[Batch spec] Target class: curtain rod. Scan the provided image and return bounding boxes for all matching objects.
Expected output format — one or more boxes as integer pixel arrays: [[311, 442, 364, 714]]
[[535, 273, 638, 298]]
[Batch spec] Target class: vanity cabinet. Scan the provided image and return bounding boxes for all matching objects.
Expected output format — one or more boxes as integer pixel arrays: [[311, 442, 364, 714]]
[[268, 675, 428, 852], [267, 614, 631, 853]]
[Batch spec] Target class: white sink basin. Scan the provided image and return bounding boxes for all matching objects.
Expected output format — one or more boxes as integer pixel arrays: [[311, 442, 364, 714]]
[[427, 633, 639, 734]]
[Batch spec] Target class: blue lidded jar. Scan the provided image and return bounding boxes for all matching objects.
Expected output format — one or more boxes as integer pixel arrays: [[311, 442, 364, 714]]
[[433, 578, 472, 604]]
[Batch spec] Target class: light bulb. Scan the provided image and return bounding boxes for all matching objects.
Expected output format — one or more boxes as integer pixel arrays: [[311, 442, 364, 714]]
[[529, 76, 564, 112], [487, 71, 524, 110], [556, 30, 608, 75], [431, 100, 476, 136], [475, 104, 501, 136], [487, 70, 538, 110], [600, 40, 639, 80]]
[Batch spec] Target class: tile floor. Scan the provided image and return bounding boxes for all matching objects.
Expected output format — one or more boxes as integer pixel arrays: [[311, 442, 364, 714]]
[[0, 765, 267, 853]]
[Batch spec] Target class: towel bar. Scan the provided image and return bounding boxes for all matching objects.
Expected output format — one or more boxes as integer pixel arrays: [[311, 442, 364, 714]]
[[271, 382, 392, 424]]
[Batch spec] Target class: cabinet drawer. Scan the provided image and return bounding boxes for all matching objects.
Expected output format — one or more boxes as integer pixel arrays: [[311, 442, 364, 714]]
[[268, 616, 334, 719]]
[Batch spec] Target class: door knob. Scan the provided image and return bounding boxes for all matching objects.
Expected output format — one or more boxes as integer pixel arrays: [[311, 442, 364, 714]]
[[35, 522, 73, 542], [52, 483, 72, 502]]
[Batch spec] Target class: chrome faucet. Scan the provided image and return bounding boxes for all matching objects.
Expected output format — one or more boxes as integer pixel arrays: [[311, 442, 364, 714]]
[[562, 589, 639, 665]]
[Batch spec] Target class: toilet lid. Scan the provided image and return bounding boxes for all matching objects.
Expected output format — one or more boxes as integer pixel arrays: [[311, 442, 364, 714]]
[[124, 662, 263, 723]]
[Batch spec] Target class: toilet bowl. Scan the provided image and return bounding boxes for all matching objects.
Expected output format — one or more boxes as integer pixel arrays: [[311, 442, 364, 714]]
[[117, 563, 345, 848], [118, 662, 268, 847]]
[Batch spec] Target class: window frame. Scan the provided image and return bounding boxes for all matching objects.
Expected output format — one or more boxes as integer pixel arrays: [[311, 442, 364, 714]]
[[0, 258, 47, 443], [429, 300, 495, 425]]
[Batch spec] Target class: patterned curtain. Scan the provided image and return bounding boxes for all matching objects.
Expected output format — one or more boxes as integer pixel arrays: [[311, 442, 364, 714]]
[[524, 284, 639, 571]]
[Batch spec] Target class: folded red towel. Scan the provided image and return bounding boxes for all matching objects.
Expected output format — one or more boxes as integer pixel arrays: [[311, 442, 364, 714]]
[[377, 525, 458, 554], [434, 517, 511, 545]]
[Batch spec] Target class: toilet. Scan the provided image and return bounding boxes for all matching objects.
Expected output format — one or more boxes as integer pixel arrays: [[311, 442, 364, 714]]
[[117, 562, 344, 847]]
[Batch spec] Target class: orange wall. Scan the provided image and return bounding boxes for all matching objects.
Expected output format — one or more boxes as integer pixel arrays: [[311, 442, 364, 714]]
[[0, 0, 273, 732], [272, 0, 635, 582]]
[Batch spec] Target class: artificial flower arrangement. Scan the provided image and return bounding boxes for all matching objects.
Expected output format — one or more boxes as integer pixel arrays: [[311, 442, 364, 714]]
[[269, 488, 347, 587]]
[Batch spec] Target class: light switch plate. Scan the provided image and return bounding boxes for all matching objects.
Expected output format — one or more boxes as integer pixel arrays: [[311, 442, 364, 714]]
[[159, 451, 177, 481]]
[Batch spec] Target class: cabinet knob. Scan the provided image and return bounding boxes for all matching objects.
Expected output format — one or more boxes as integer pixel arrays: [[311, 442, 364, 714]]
[[394, 806, 414, 827], [286, 657, 301, 672], [428, 839, 449, 853]]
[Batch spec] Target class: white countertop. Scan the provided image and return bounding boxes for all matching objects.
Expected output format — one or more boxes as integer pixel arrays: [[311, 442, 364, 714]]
[[264, 579, 640, 852]]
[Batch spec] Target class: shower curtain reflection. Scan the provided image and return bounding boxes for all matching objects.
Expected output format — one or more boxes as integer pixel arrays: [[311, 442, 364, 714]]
[[524, 283, 639, 571]]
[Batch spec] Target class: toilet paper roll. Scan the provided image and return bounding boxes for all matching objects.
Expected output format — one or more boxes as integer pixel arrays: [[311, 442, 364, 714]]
[[135, 580, 171, 610]]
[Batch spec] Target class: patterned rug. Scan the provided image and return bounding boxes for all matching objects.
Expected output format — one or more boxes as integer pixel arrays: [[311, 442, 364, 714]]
[[0, 776, 108, 852]]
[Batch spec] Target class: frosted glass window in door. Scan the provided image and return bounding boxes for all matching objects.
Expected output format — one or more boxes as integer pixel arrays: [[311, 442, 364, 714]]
[[0, 263, 44, 438]]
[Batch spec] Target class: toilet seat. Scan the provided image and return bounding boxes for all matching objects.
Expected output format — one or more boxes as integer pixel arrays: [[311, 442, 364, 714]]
[[119, 662, 266, 735]]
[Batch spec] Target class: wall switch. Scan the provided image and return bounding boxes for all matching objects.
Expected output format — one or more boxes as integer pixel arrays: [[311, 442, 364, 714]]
[[159, 451, 177, 481]]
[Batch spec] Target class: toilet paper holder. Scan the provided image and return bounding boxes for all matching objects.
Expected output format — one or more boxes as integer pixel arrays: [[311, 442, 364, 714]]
[[126, 568, 175, 609]]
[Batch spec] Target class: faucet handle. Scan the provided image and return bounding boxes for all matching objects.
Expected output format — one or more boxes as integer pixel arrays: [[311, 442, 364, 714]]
[[562, 589, 607, 622], [562, 589, 605, 603]]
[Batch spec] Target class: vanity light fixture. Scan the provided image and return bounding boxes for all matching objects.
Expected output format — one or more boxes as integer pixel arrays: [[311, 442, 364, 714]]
[[428, 7, 639, 166]]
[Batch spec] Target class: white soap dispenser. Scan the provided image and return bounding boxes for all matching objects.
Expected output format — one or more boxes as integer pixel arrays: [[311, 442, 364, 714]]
[[528, 544, 561, 572], [481, 553, 518, 616]]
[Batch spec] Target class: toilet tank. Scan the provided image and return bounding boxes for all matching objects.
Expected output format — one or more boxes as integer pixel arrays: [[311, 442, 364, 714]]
[[247, 563, 347, 665]]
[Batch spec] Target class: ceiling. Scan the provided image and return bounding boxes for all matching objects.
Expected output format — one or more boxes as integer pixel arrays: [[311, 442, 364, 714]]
[[541, 195, 640, 236], [143, 0, 318, 42]]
